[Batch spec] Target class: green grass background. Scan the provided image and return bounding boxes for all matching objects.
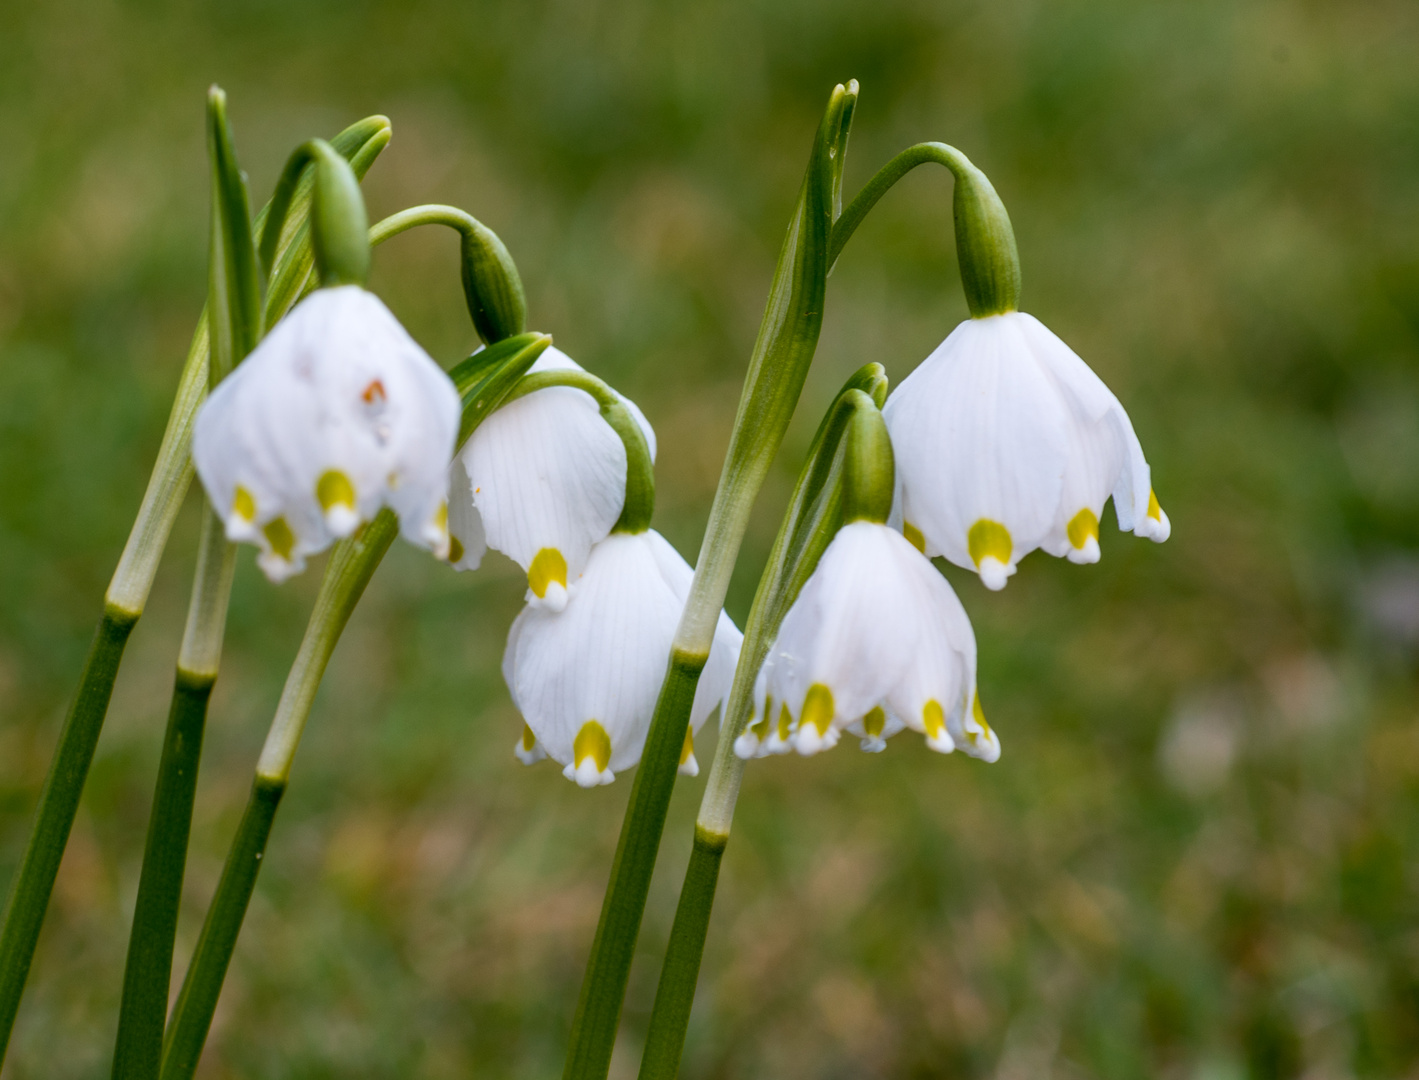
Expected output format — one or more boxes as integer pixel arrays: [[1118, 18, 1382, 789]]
[[2, 0, 1418, 1077]]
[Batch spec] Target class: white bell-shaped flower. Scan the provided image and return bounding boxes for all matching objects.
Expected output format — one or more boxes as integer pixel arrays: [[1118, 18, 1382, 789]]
[[883, 312, 1170, 591], [449, 346, 656, 613], [193, 285, 461, 583], [502, 529, 741, 788], [734, 520, 997, 762]]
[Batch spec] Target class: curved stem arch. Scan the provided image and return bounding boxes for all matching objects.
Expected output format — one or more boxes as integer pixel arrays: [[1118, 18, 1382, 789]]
[[369, 204, 527, 345], [830, 141, 1021, 317]]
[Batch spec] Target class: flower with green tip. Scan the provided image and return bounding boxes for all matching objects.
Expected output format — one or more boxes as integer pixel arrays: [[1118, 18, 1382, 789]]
[[883, 312, 1169, 591], [448, 347, 655, 612], [735, 519, 995, 762], [503, 530, 741, 787], [192, 285, 461, 583]]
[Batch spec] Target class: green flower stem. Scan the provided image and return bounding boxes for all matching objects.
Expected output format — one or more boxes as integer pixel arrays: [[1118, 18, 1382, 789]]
[[369, 205, 527, 345], [637, 370, 888, 1079], [828, 141, 1020, 317], [635, 827, 725, 1080], [561, 651, 706, 1080], [0, 606, 137, 1060], [503, 369, 655, 534], [111, 506, 235, 1080], [561, 82, 858, 1080], [157, 775, 282, 1080], [160, 511, 398, 1080]]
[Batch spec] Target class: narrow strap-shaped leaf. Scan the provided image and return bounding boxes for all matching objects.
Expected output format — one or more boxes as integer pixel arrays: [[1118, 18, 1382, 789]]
[[204, 86, 260, 386]]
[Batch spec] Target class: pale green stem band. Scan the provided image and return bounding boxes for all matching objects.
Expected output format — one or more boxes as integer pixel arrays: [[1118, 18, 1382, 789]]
[[105, 316, 209, 619]]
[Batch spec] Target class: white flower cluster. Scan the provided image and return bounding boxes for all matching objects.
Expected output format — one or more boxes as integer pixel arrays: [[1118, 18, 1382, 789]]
[[737, 309, 1168, 764], [451, 346, 742, 787], [193, 278, 1164, 784], [193, 287, 742, 789]]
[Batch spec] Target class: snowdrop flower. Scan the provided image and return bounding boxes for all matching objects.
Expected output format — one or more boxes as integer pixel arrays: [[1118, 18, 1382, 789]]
[[193, 285, 461, 582], [734, 519, 995, 762], [884, 312, 1170, 591], [449, 346, 656, 613], [503, 529, 741, 787]]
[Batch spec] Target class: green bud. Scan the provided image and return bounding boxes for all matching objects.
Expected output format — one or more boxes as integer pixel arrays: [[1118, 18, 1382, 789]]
[[839, 390, 894, 524], [947, 149, 1020, 317], [460, 222, 526, 344], [308, 141, 370, 288], [261, 138, 373, 293]]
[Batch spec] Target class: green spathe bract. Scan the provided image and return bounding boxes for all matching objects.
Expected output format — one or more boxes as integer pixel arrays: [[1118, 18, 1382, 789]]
[[559, 79, 859, 1080], [368, 204, 528, 347]]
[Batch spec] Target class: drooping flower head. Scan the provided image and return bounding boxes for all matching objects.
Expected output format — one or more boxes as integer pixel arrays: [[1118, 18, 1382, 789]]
[[193, 285, 461, 582], [448, 346, 656, 612], [877, 144, 1167, 590], [504, 530, 741, 787], [884, 312, 1169, 590], [731, 386, 994, 763], [735, 519, 994, 761]]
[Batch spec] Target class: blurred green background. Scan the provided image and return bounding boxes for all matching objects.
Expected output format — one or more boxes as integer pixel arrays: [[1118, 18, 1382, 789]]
[[2, 0, 1418, 1077]]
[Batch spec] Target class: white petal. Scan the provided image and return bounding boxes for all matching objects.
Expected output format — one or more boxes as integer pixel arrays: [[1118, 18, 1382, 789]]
[[884, 314, 1069, 583], [513, 727, 547, 765], [885, 552, 978, 753], [446, 455, 488, 571], [949, 692, 1001, 763], [504, 532, 682, 775], [765, 522, 926, 731], [1016, 314, 1132, 560], [461, 375, 625, 587]]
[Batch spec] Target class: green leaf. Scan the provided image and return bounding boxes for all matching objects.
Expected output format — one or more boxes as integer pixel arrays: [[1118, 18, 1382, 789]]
[[204, 86, 260, 386]]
